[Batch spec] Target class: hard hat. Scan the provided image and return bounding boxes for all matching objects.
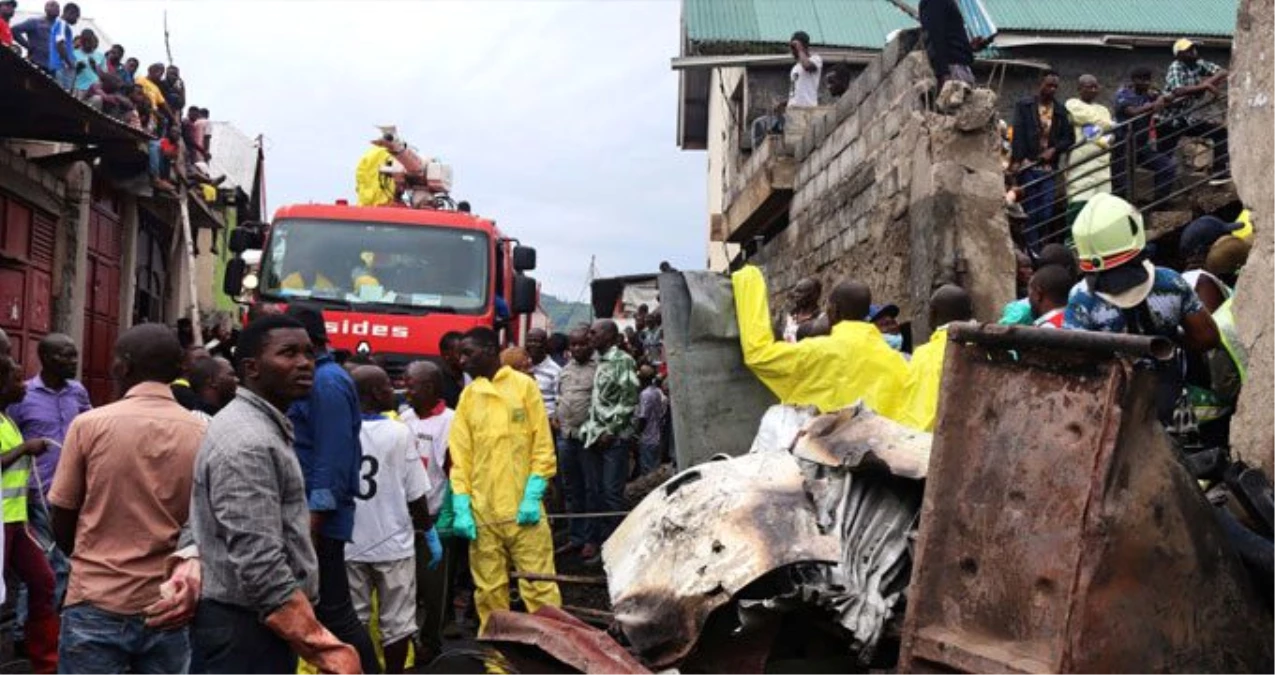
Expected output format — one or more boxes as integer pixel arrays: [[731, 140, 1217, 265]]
[[1073, 194, 1153, 308], [1173, 38, 1196, 55]]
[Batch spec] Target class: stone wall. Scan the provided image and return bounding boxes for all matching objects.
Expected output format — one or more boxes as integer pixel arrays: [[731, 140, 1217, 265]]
[[754, 30, 1014, 340], [1226, 0, 1273, 478]]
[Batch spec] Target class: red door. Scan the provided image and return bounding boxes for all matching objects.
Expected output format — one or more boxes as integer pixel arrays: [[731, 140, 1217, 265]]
[[83, 185, 123, 405], [0, 190, 55, 379]]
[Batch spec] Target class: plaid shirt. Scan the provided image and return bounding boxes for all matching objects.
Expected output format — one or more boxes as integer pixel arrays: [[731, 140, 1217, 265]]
[[579, 346, 639, 448], [1164, 58, 1223, 121], [190, 388, 319, 618]]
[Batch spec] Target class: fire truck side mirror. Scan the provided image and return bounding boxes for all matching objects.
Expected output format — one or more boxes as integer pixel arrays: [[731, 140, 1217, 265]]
[[229, 223, 267, 254], [224, 257, 246, 296], [512, 245, 537, 272], [512, 274, 537, 315]]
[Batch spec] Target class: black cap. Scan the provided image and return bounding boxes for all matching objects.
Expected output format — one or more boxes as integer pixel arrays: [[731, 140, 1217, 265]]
[[1180, 215, 1241, 258], [285, 302, 328, 345]]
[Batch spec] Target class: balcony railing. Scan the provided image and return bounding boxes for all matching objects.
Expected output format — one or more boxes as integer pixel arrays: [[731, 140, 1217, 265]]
[[1012, 91, 1232, 253]]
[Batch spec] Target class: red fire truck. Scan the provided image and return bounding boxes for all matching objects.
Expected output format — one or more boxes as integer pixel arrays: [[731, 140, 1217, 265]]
[[223, 128, 538, 379]]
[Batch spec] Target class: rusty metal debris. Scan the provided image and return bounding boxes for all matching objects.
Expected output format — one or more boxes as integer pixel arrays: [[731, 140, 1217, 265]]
[[899, 325, 1274, 673], [602, 452, 840, 669], [479, 606, 650, 674]]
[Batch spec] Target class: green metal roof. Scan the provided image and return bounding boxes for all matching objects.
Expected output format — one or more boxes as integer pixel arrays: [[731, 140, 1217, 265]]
[[684, 0, 1237, 50], [975, 0, 1237, 38], [684, 0, 917, 49]]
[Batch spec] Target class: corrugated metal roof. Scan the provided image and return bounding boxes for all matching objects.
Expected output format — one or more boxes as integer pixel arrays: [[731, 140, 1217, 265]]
[[684, 0, 917, 49], [980, 0, 1237, 37], [685, 0, 1237, 49]]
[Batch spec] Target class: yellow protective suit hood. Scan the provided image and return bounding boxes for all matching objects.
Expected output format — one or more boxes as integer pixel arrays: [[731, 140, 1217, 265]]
[[355, 147, 399, 207]]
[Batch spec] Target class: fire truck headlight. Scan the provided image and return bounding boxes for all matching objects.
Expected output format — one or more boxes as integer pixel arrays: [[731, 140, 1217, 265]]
[[242, 273, 259, 291]]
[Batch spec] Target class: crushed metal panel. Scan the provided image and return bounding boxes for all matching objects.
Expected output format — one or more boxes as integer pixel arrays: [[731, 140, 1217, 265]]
[[899, 325, 1273, 673], [794, 402, 932, 479], [480, 606, 651, 674], [602, 452, 838, 669]]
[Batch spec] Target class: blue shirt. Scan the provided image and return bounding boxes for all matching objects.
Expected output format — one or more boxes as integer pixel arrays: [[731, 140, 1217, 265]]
[[1114, 85, 1158, 141], [11, 16, 54, 70], [6, 375, 92, 496], [288, 353, 363, 542], [1064, 267, 1204, 339], [73, 49, 102, 91], [47, 17, 74, 71]]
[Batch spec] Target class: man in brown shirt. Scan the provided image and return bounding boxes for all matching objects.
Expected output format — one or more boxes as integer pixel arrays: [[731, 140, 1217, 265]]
[[49, 323, 205, 674]]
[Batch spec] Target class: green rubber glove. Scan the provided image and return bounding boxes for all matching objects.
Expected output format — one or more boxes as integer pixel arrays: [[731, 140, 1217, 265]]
[[451, 493, 477, 540], [516, 474, 549, 526], [435, 482, 455, 539]]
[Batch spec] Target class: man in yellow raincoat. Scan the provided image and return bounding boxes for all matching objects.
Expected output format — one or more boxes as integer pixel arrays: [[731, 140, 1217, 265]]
[[732, 265, 907, 418], [1065, 74, 1114, 220], [447, 326, 560, 634], [899, 285, 973, 432]]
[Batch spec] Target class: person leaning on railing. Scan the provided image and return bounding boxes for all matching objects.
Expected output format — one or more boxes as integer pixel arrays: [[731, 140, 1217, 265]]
[[1160, 38, 1230, 183], [1113, 67, 1176, 202]]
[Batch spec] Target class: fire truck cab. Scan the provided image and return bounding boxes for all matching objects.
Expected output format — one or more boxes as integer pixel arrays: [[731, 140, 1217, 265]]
[[223, 201, 538, 380]]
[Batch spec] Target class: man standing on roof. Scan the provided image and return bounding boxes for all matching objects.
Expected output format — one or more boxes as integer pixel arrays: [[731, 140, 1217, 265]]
[[787, 31, 823, 108], [47, 1, 76, 90], [1162, 39, 1230, 182], [918, 0, 990, 86], [1065, 193, 1220, 425], [0, 0, 16, 48], [12, 1, 56, 69]]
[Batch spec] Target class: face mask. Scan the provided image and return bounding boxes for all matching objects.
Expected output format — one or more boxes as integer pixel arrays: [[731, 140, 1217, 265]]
[[883, 333, 904, 352]]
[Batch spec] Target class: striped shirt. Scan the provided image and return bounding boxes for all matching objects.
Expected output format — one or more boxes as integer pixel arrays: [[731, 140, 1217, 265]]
[[531, 356, 562, 418]]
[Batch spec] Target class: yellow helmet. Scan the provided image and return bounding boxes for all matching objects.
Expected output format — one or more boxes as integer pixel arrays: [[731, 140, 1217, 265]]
[[1234, 209, 1253, 240], [1072, 193, 1146, 274]]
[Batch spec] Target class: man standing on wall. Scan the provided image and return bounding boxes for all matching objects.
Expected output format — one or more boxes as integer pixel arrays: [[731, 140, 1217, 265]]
[[787, 31, 824, 109], [918, 0, 989, 86]]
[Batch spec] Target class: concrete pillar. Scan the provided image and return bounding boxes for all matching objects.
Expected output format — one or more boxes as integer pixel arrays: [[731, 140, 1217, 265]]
[[1226, 0, 1273, 477], [117, 195, 139, 331], [52, 161, 91, 350]]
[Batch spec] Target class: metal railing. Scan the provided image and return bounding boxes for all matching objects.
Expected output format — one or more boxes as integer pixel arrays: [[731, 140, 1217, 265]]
[[1013, 90, 1231, 253]]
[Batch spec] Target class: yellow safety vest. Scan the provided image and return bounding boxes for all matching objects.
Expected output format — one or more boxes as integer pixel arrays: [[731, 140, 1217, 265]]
[[0, 414, 31, 524]]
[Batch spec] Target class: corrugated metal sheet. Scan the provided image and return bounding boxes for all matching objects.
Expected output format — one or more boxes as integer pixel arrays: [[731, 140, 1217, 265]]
[[684, 0, 916, 49], [981, 0, 1237, 37], [207, 122, 259, 193], [685, 0, 1237, 49]]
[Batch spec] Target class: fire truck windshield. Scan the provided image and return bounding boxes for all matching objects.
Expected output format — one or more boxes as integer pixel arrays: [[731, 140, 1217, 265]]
[[259, 218, 489, 314]]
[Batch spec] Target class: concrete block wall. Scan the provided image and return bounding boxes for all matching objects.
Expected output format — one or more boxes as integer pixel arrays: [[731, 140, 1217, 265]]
[[758, 29, 1015, 339]]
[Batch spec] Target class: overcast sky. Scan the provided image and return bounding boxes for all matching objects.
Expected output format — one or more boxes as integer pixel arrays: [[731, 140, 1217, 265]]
[[81, 0, 705, 300]]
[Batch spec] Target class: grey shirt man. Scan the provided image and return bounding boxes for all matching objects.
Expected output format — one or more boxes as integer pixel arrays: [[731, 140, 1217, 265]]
[[190, 387, 319, 617], [555, 359, 597, 439]]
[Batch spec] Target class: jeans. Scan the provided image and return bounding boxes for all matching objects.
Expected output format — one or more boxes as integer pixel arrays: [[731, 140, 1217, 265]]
[[638, 442, 662, 477], [1019, 166, 1057, 254], [314, 534, 380, 674], [557, 435, 594, 547], [192, 600, 295, 674], [147, 141, 171, 180], [28, 499, 70, 608], [55, 67, 74, 91], [59, 603, 190, 674], [581, 438, 629, 544]]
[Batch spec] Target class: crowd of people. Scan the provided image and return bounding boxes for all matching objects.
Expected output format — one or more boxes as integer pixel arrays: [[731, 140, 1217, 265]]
[[1, 1, 221, 195], [746, 189, 1252, 449], [0, 292, 673, 673], [1003, 39, 1230, 254]]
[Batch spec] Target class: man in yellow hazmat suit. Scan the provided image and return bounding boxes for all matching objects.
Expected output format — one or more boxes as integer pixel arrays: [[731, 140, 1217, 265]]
[[447, 326, 561, 634], [732, 265, 908, 418], [899, 285, 973, 432]]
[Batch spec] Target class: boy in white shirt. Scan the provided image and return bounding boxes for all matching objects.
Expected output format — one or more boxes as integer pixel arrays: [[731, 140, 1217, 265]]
[[347, 365, 440, 674], [398, 360, 456, 656]]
